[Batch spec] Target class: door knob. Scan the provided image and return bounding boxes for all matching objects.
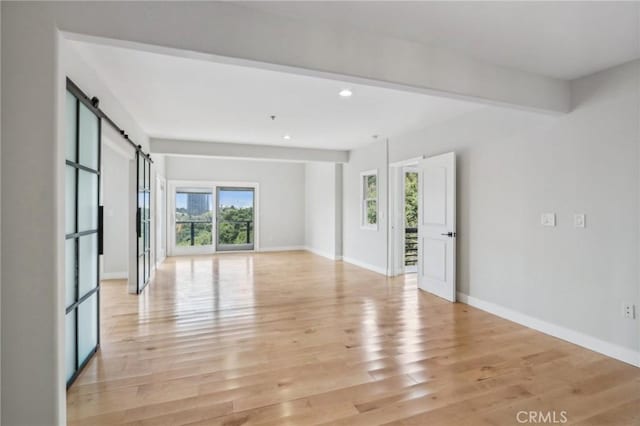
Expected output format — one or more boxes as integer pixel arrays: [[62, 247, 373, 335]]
[[441, 232, 457, 237]]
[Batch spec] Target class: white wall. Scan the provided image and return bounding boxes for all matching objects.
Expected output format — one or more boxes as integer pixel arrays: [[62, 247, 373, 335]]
[[304, 162, 342, 259], [2, 8, 162, 422], [342, 140, 388, 274], [101, 143, 130, 279], [344, 60, 640, 359], [166, 156, 305, 250], [0, 2, 630, 424], [63, 39, 166, 280]]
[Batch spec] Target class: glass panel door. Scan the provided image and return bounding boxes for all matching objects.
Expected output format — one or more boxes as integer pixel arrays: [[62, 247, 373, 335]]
[[136, 152, 152, 294], [175, 190, 213, 248], [216, 187, 255, 251], [65, 83, 101, 388]]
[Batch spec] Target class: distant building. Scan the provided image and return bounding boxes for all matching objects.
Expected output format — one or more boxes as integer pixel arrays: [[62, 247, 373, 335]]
[[186, 193, 209, 215]]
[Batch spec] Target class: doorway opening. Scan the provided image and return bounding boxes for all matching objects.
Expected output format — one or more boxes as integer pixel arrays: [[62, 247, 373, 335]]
[[403, 169, 419, 273], [388, 158, 422, 277], [388, 153, 457, 300]]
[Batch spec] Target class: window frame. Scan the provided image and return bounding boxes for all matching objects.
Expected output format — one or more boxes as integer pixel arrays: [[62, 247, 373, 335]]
[[360, 169, 378, 230]]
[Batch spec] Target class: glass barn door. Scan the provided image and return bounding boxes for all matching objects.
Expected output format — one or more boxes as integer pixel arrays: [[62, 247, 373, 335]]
[[65, 83, 101, 387], [137, 153, 152, 293]]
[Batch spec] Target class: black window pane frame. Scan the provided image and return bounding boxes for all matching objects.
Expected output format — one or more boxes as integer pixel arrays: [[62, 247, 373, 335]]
[[65, 80, 102, 389]]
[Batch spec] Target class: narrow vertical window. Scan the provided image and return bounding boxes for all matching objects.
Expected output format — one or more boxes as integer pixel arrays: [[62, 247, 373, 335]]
[[361, 170, 378, 229]]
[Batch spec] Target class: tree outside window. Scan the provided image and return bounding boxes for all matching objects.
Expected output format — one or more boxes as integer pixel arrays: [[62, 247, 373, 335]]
[[361, 170, 378, 229]]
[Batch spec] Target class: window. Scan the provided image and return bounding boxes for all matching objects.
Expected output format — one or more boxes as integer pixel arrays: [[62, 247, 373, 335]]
[[361, 169, 378, 229], [175, 190, 213, 247]]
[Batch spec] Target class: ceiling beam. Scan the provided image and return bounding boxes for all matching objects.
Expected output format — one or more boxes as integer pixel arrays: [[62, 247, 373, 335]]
[[150, 138, 349, 163], [60, 2, 570, 114]]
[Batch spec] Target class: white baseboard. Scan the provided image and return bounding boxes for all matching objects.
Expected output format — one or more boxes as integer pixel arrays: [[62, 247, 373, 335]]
[[259, 245, 306, 253], [102, 271, 128, 280], [341, 256, 387, 275], [304, 246, 342, 261], [457, 292, 640, 368]]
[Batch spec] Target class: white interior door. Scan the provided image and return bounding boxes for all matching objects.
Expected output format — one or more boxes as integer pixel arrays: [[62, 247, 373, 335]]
[[417, 152, 456, 301]]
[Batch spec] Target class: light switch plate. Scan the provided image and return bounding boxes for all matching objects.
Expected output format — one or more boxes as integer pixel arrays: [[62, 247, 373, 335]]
[[574, 214, 585, 228], [541, 213, 556, 227]]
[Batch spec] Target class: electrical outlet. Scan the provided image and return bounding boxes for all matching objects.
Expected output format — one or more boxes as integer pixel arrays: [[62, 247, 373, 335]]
[[622, 303, 636, 319], [541, 213, 556, 227], [574, 214, 585, 228]]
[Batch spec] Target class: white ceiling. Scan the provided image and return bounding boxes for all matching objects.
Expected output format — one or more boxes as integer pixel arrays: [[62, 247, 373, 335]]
[[241, 1, 640, 80], [69, 41, 480, 150]]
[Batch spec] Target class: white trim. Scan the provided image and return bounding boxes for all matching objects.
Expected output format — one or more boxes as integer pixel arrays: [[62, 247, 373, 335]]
[[360, 169, 379, 231], [151, 138, 349, 163], [388, 155, 425, 168], [304, 246, 342, 260], [101, 271, 128, 280], [156, 174, 167, 266], [156, 254, 166, 267], [457, 292, 640, 368], [342, 256, 387, 275], [259, 246, 305, 253]]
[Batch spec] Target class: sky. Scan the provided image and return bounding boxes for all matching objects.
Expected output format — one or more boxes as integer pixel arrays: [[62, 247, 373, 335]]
[[176, 189, 253, 209]]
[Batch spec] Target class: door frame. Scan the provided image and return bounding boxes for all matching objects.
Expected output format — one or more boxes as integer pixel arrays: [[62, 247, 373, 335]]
[[156, 174, 167, 266], [388, 156, 424, 277], [167, 180, 260, 256]]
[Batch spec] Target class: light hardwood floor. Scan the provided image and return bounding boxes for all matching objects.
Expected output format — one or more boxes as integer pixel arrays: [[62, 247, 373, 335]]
[[67, 251, 640, 425]]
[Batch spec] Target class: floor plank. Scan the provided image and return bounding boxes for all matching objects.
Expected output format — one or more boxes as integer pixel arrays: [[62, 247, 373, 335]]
[[67, 252, 640, 425]]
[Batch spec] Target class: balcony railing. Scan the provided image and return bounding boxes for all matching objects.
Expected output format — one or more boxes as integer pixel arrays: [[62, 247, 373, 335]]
[[217, 220, 253, 245], [175, 220, 254, 247], [405, 227, 418, 266], [175, 221, 212, 246]]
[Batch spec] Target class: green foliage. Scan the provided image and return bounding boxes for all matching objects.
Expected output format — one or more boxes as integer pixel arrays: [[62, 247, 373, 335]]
[[364, 174, 377, 225], [175, 206, 253, 246], [405, 172, 418, 227], [366, 175, 377, 198], [175, 223, 192, 246], [218, 206, 253, 245], [366, 200, 377, 225]]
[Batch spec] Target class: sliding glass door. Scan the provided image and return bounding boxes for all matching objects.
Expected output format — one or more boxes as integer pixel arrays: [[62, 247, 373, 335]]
[[216, 187, 255, 251], [136, 152, 152, 293], [65, 83, 101, 387]]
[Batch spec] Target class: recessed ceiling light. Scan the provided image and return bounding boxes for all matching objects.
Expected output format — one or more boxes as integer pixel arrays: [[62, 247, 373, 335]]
[[339, 89, 353, 97], [283, 134, 291, 140]]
